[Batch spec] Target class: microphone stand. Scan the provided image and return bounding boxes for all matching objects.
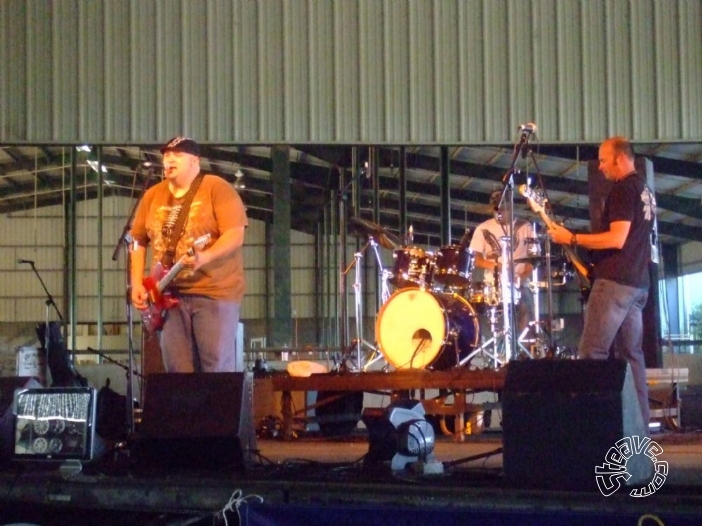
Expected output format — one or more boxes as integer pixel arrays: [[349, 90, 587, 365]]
[[24, 261, 65, 386], [111, 164, 153, 438], [87, 347, 144, 379], [495, 131, 532, 362]]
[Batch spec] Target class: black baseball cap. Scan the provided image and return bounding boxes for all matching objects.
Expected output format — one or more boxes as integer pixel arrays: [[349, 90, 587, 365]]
[[160, 136, 200, 156]]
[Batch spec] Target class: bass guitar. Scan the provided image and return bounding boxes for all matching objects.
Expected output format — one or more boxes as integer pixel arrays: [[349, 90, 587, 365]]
[[518, 184, 592, 291], [140, 234, 211, 333]]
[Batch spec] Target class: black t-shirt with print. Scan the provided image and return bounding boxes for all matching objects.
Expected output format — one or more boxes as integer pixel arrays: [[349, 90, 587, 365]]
[[593, 172, 654, 289]]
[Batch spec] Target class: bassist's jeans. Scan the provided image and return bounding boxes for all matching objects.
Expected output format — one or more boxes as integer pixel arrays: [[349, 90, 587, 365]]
[[578, 278, 650, 428], [160, 294, 241, 373]]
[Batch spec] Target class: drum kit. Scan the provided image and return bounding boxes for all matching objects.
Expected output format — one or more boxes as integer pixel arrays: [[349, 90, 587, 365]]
[[344, 216, 574, 373]]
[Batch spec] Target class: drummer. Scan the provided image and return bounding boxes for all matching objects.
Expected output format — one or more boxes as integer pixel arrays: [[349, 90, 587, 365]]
[[468, 189, 538, 336]]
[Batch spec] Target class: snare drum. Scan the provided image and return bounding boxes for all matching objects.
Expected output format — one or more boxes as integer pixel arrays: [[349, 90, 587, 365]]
[[432, 244, 473, 288], [375, 288, 480, 370], [389, 246, 433, 288]]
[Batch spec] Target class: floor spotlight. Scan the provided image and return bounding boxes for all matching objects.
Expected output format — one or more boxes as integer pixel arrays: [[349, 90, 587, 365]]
[[362, 399, 437, 471]]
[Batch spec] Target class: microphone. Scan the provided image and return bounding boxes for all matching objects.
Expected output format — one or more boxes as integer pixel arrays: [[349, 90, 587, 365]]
[[518, 123, 537, 134], [18, 258, 34, 265]]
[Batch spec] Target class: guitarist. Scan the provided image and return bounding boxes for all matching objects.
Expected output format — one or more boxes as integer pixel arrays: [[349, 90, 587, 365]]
[[130, 137, 248, 373], [548, 136, 655, 429]]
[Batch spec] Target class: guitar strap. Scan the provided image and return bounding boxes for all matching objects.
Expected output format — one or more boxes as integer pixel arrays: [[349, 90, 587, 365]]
[[161, 173, 205, 267]]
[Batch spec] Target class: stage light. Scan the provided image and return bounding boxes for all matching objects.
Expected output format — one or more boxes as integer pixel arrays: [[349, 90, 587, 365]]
[[13, 387, 100, 467], [362, 399, 438, 472]]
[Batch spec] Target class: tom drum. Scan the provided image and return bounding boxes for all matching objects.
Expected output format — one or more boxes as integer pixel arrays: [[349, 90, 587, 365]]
[[389, 246, 433, 288], [433, 244, 473, 288]]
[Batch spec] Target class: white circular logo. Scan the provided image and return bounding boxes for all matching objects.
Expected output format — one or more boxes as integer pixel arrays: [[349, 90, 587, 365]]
[[596, 436, 668, 497]]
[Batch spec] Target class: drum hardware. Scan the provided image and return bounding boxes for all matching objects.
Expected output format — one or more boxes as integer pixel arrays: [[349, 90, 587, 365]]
[[349, 216, 401, 250], [458, 305, 508, 370], [340, 231, 392, 371]]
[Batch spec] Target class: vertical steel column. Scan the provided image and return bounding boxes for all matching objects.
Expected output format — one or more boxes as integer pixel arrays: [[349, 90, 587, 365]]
[[331, 187, 339, 348], [271, 146, 292, 348], [371, 147, 380, 318], [338, 166, 349, 349], [314, 221, 323, 347], [63, 147, 78, 354], [399, 147, 407, 239], [439, 146, 451, 246], [323, 198, 332, 346], [96, 146, 104, 353]]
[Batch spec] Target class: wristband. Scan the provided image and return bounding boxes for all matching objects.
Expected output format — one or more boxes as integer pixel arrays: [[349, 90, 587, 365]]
[[570, 233, 577, 249]]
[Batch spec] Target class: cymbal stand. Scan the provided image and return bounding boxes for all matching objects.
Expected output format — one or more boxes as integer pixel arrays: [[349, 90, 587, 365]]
[[459, 303, 508, 370], [339, 237, 382, 371], [516, 265, 550, 358], [498, 235, 517, 362]]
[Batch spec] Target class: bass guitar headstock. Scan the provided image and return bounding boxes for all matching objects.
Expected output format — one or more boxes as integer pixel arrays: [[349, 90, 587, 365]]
[[518, 184, 548, 216]]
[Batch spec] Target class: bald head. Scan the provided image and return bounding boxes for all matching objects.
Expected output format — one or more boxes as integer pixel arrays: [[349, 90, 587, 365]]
[[598, 136, 636, 181]]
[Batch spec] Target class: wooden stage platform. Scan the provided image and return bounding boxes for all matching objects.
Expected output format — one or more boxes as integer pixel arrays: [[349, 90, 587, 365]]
[[269, 368, 507, 441]]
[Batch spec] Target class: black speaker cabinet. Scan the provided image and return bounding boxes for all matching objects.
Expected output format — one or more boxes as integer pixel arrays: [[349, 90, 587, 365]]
[[503, 360, 651, 492], [137, 372, 256, 470]]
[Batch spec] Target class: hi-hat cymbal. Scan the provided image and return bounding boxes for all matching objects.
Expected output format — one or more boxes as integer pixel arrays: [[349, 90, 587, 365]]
[[349, 216, 401, 249]]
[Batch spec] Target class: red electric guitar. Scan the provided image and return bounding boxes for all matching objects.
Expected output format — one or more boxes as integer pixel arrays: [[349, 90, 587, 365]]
[[140, 234, 211, 333]]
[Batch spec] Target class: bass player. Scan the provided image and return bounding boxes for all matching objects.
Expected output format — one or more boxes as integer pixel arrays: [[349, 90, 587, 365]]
[[547, 136, 655, 428]]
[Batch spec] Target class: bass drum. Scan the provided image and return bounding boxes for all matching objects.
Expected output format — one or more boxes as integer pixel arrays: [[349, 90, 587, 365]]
[[375, 288, 480, 370]]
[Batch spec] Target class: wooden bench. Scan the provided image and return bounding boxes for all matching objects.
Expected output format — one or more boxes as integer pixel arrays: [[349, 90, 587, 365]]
[[270, 368, 507, 442]]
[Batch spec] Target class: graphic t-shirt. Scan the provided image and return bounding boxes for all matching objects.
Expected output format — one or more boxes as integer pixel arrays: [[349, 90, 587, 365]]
[[131, 174, 248, 301], [593, 173, 654, 289]]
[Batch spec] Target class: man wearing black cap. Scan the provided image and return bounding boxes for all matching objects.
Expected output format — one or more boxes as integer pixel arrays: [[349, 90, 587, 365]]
[[468, 190, 538, 347], [130, 136, 248, 373]]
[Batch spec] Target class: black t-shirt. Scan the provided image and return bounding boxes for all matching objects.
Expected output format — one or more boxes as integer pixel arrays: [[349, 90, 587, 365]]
[[593, 172, 654, 289]]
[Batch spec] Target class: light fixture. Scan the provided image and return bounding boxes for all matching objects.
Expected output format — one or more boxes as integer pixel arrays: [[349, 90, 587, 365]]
[[362, 399, 438, 472], [234, 169, 246, 189]]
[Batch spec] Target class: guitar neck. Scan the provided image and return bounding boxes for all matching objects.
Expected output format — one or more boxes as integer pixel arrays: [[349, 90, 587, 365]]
[[156, 248, 194, 292], [536, 210, 591, 288]]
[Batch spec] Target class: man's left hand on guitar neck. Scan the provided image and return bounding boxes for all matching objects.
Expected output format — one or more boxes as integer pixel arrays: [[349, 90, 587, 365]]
[[182, 226, 245, 272], [548, 223, 574, 247]]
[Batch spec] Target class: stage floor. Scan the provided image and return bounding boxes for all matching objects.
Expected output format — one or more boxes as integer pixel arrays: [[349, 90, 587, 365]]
[[1, 429, 702, 526]]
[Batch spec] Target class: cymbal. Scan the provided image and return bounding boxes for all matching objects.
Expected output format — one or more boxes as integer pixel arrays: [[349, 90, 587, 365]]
[[349, 216, 401, 249]]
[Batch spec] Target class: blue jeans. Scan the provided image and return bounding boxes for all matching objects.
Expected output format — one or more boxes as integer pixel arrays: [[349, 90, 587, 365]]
[[160, 295, 241, 373], [579, 279, 649, 426]]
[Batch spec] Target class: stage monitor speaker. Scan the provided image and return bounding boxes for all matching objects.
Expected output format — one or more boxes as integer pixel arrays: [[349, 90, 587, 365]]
[[0, 377, 43, 462], [137, 372, 256, 471], [502, 360, 652, 492]]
